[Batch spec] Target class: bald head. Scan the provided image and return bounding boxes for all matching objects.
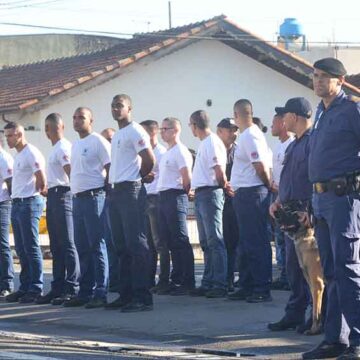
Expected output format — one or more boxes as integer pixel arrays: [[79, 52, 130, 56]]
[[101, 128, 116, 143]]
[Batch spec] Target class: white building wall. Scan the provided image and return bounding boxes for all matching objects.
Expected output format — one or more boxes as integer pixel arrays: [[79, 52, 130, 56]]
[[15, 39, 320, 159]]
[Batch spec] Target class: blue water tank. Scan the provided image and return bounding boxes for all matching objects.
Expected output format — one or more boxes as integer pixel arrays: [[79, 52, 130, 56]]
[[279, 18, 304, 38]]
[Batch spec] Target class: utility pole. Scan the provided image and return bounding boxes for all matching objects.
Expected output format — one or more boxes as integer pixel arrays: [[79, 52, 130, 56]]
[[168, 1, 172, 29]]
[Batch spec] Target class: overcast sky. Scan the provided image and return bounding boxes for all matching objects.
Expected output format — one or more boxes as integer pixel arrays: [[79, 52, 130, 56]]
[[0, 0, 359, 46]]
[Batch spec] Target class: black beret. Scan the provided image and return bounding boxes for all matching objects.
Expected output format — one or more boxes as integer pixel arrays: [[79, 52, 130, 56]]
[[313, 57, 347, 77]]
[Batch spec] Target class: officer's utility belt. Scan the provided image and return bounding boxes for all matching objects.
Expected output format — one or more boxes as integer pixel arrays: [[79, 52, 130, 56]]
[[195, 186, 221, 193], [112, 180, 141, 192], [48, 186, 71, 194], [313, 171, 360, 196], [73, 187, 104, 198]]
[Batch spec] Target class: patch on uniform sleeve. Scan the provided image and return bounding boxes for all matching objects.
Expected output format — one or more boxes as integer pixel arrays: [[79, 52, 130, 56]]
[[138, 139, 145, 146], [63, 154, 69, 162], [7, 168, 12, 175], [34, 162, 40, 169], [251, 151, 259, 160], [213, 156, 218, 162]]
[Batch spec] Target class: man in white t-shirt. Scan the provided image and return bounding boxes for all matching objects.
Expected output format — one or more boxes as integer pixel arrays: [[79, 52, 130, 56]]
[[107, 94, 155, 312], [0, 135, 14, 299], [189, 110, 228, 298], [156, 117, 195, 295], [4, 122, 46, 303], [140, 120, 169, 293], [228, 99, 272, 303], [36, 113, 80, 306], [270, 114, 294, 291], [63, 107, 110, 309]]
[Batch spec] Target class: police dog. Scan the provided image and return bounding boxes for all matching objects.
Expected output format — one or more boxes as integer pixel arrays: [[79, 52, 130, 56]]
[[275, 207, 325, 335]]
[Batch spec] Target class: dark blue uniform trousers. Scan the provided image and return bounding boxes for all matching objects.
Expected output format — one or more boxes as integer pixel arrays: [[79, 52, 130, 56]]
[[284, 234, 310, 322], [313, 191, 360, 346]]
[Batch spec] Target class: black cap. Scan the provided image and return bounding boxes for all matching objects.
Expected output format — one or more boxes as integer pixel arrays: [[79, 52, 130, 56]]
[[275, 97, 312, 119], [313, 57, 347, 77], [217, 118, 238, 129]]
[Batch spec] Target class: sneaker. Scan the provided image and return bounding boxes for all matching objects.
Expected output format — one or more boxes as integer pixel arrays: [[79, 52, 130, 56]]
[[51, 294, 75, 306], [84, 298, 107, 309], [121, 301, 153, 313], [0, 289, 12, 300], [19, 292, 42, 304], [205, 288, 227, 298], [104, 296, 128, 310], [302, 340, 347, 359], [337, 346, 360, 360], [35, 291, 58, 305], [156, 282, 178, 295], [188, 287, 209, 297], [268, 317, 304, 331], [63, 296, 88, 307], [227, 288, 252, 301], [246, 293, 272, 303], [5, 290, 26, 303]]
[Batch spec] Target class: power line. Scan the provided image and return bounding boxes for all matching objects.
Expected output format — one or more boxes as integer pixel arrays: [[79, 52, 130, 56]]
[[0, 21, 359, 46], [0, 0, 64, 9]]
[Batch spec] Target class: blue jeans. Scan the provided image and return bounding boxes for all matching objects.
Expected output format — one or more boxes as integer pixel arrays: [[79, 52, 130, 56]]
[[46, 187, 79, 295], [313, 191, 360, 346], [11, 195, 44, 294], [109, 181, 152, 305], [146, 194, 170, 287], [0, 200, 14, 291], [195, 188, 227, 290], [104, 197, 120, 290], [158, 189, 195, 288], [233, 185, 272, 294], [73, 191, 108, 300]]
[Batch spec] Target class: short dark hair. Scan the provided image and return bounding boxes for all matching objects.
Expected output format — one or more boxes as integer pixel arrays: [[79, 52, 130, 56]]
[[4, 121, 20, 131], [113, 94, 132, 107], [45, 113, 63, 125], [253, 117, 268, 133], [74, 107, 93, 118], [140, 120, 159, 129], [234, 99, 253, 117], [190, 110, 210, 130]]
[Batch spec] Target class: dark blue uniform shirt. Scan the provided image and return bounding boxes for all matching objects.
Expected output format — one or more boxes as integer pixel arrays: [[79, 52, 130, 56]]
[[279, 129, 313, 203], [309, 90, 360, 183]]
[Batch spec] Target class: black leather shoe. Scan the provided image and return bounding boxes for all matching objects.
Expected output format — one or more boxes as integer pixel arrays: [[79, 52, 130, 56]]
[[35, 291, 58, 305], [5, 290, 25, 303], [19, 292, 41, 304], [85, 298, 107, 309], [63, 297, 88, 307], [268, 317, 303, 331], [337, 346, 360, 359], [170, 285, 193, 296], [246, 293, 272, 303], [205, 288, 227, 298], [121, 301, 153, 313], [227, 289, 252, 300], [104, 296, 127, 310], [188, 287, 209, 297], [302, 340, 348, 359], [51, 294, 74, 306]]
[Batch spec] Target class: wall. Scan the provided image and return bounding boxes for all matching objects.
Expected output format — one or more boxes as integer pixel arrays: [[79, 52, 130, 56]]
[[5, 39, 320, 158]]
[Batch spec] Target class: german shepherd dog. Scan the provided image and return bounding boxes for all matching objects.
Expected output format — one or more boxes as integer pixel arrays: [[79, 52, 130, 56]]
[[275, 206, 325, 335]]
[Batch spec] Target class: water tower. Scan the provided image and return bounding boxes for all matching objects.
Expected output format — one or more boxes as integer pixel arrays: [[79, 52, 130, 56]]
[[277, 18, 306, 52]]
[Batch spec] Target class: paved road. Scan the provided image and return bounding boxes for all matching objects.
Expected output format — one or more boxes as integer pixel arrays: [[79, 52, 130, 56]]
[[0, 266, 320, 359]]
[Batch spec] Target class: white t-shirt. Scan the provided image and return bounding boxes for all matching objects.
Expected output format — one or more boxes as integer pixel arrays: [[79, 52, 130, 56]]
[[12, 143, 45, 198], [157, 143, 193, 192], [231, 124, 271, 189], [70, 133, 111, 194], [272, 136, 295, 186], [109, 122, 151, 184], [0, 149, 13, 202], [47, 138, 72, 189], [145, 143, 166, 195], [191, 133, 226, 189]]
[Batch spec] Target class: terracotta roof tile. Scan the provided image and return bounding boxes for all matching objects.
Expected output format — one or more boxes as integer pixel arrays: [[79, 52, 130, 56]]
[[0, 14, 358, 114]]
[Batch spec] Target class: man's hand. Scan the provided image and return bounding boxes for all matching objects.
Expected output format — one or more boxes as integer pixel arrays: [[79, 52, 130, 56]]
[[270, 181, 279, 193], [224, 182, 235, 197], [142, 172, 155, 184], [188, 189, 195, 201], [269, 201, 281, 218]]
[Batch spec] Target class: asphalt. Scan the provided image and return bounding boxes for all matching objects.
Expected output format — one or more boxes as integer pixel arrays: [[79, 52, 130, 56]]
[[0, 265, 322, 360]]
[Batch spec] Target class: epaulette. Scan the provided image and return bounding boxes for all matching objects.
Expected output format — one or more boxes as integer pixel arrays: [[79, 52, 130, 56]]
[[347, 95, 360, 103]]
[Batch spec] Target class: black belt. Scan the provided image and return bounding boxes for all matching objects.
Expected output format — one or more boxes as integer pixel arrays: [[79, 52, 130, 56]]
[[12, 195, 38, 203], [195, 186, 221, 193], [48, 186, 71, 194], [314, 172, 360, 196], [112, 181, 141, 191], [73, 187, 104, 198]]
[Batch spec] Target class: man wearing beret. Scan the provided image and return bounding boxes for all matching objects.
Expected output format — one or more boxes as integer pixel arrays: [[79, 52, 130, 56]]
[[303, 58, 360, 359]]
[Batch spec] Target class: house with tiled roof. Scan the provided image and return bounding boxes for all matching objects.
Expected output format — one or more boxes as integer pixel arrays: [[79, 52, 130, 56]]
[[0, 15, 359, 155]]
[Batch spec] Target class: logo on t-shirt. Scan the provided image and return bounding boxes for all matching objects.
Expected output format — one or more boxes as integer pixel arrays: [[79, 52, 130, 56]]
[[63, 155, 69, 162], [138, 139, 145, 147], [7, 168, 12, 175], [34, 162, 40, 169], [82, 148, 88, 156], [213, 156, 218, 162], [251, 151, 259, 160]]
